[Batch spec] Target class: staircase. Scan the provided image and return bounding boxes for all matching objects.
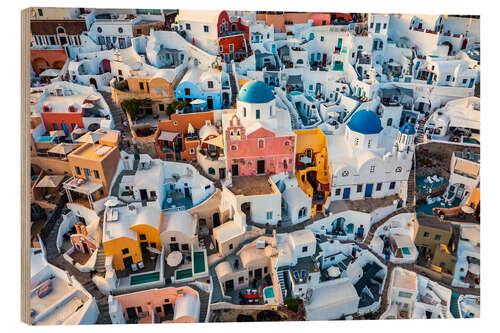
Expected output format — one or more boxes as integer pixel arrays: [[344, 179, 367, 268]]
[[229, 73, 238, 106], [415, 119, 426, 144], [188, 284, 210, 322], [100, 91, 130, 134], [363, 207, 409, 245], [95, 246, 106, 274], [406, 166, 416, 209], [277, 269, 288, 300]]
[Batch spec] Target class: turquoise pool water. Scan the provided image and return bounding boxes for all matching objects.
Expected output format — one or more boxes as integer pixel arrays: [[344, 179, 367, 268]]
[[176, 268, 193, 280], [130, 271, 160, 285], [402, 247, 411, 255], [289, 91, 302, 96], [463, 138, 480, 145], [193, 251, 205, 274], [264, 287, 275, 299], [37, 136, 53, 143]]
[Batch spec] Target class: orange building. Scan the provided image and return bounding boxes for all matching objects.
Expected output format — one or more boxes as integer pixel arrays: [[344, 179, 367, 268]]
[[31, 48, 68, 75], [155, 111, 215, 161], [255, 12, 312, 32], [64, 140, 120, 209]]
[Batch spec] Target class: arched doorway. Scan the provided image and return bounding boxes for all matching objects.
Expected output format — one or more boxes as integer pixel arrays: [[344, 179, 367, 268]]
[[241, 202, 251, 220], [32, 58, 49, 75], [89, 78, 98, 90], [213, 212, 220, 228], [441, 41, 453, 56], [100, 59, 111, 73]]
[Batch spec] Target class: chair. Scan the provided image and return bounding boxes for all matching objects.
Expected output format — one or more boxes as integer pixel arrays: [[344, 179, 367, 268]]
[[131, 263, 138, 271], [137, 262, 144, 269]]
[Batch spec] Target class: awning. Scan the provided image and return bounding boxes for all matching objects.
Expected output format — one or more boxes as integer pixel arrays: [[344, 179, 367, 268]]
[[204, 135, 224, 149], [85, 94, 100, 102], [39, 68, 60, 77], [158, 131, 179, 141], [49, 130, 66, 137], [47, 143, 80, 155], [36, 175, 65, 188]]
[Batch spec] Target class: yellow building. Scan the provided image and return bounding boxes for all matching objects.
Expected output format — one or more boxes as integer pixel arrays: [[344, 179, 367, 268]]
[[110, 73, 183, 116], [294, 128, 330, 217], [102, 203, 162, 271]]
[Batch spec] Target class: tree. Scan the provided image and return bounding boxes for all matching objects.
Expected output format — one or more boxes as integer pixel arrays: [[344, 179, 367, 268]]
[[166, 100, 189, 116], [121, 99, 141, 121]]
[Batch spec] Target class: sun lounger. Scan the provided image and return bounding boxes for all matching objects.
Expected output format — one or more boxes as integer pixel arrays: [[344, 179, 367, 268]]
[[131, 263, 138, 271], [432, 175, 440, 183], [426, 176, 434, 184], [137, 262, 144, 269]]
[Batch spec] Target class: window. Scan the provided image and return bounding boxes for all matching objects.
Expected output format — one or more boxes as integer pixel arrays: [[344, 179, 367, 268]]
[[137, 306, 143, 313], [118, 69, 122, 75], [164, 298, 170, 303], [395, 167, 402, 173], [208, 81, 214, 89], [137, 28, 142, 35], [219, 45, 223, 52], [398, 291, 412, 298], [376, 183, 382, 191], [320, 36, 324, 42], [354, 137, 359, 146], [97, 27, 102, 33], [170, 237, 176, 242], [462, 78, 467, 84], [94, 170, 100, 179], [159, 104, 165, 111], [156, 86, 163, 95], [56, 27, 65, 34], [75, 166, 81, 175], [370, 22, 374, 29], [266, 211, 273, 220], [387, 118, 393, 126], [335, 188, 341, 196], [229, 244, 233, 250], [186, 23, 191, 30], [118, 27, 123, 33], [446, 75, 451, 81], [204, 25, 209, 32], [156, 307, 162, 313], [383, 23, 387, 29], [423, 232, 430, 238], [370, 165, 376, 173], [434, 234, 441, 241], [52, 123, 58, 130], [208, 167, 215, 175], [389, 181, 396, 189], [189, 148, 195, 154], [37, 8, 43, 16], [139, 82, 144, 90], [256, 109, 260, 119], [139, 234, 146, 240], [184, 88, 190, 96], [238, 276, 244, 284], [357, 184, 363, 192], [302, 246, 308, 253], [229, 44, 234, 52], [264, 267, 268, 274], [258, 139, 264, 149], [181, 244, 189, 251], [230, 145, 237, 151], [269, 106, 273, 116], [122, 248, 129, 255], [367, 139, 372, 148]]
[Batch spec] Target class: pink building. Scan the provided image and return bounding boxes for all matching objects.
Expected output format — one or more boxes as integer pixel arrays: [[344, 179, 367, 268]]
[[108, 286, 201, 324], [223, 81, 295, 177]]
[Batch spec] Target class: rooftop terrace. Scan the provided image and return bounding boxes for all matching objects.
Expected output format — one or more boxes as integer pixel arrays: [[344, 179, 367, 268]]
[[228, 176, 277, 196]]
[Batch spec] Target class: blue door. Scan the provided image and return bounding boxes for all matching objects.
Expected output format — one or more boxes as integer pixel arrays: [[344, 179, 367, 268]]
[[271, 44, 276, 54], [375, 23, 381, 33], [61, 123, 69, 135], [468, 78, 475, 88], [365, 184, 373, 198], [343, 187, 350, 199], [337, 38, 342, 49]]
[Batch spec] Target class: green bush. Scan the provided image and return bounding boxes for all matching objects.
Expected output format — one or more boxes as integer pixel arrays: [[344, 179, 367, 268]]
[[166, 100, 189, 116], [285, 298, 302, 312], [121, 99, 142, 121]]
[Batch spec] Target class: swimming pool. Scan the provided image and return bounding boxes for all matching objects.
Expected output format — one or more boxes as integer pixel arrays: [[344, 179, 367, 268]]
[[263, 286, 275, 299], [193, 251, 205, 274], [130, 271, 160, 285], [175, 268, 193, 280], [289, 91, 302, 96], [402, 247, 411, 255], [463, 137, 480, 145], [37, 136, 54, 143]]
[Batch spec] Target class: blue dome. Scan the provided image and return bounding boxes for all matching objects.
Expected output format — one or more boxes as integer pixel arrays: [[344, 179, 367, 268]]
[[347, 110, 383, 135], [399, 123, 416, 135], [238, 81, 275, 104]]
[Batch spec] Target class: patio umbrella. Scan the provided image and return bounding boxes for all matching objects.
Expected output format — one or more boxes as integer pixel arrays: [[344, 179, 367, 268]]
[[104, 196, 122, 207], [327, 266, 341, 278], [147, 247, 161, 255], [86, 93, 101, 102], [469, 263, 480, 275], [82, 103, 95, 109], [166, 251, 182, 267], [36, 175, 65, 188], [204, 135, 224, 149], [47, 143, 80, 155], [190, 99, 206, 105], [461, 206, 474, 214]]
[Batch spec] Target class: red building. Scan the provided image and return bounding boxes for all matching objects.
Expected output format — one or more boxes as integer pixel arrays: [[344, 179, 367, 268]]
[[40, 104, 84, 134], [217, 12, 250, 62]]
